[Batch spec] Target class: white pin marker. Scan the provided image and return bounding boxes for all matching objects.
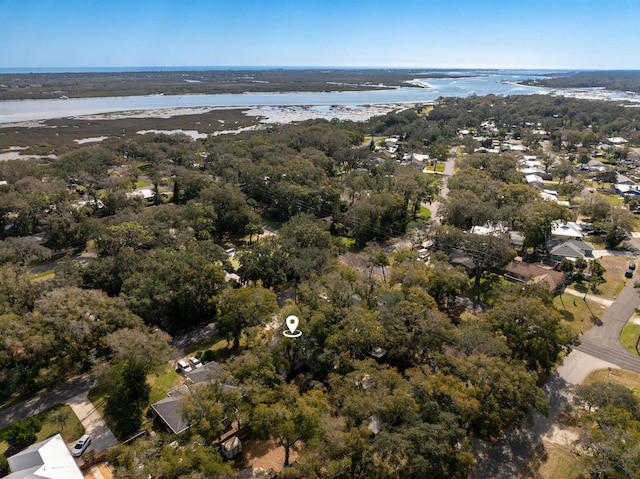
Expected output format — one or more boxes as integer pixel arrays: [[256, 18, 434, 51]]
[[283, 314, 302, 338]]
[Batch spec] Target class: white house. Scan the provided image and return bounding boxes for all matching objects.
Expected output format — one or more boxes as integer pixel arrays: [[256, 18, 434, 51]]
[[525, 174, 544, 186], [551, 221, 583, 240], [540, 191, 559, 202], [127, 188, 155, 201], [615, 184, 640, 196], [470, 222, 509, 236], [3, 433, 83, 479]]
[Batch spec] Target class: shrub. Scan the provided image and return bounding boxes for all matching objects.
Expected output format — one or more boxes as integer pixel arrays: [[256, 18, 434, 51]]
[[4, 416, 42, 451], [201, 349, 215, 364]]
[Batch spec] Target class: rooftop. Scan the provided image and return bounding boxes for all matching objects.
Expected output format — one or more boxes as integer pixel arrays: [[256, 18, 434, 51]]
[[4, 433, 83, 479]]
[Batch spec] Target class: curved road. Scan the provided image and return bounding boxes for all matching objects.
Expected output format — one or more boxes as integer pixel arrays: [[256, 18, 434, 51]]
[[470, 239, 640, 478], [0, 375, 97, 430]]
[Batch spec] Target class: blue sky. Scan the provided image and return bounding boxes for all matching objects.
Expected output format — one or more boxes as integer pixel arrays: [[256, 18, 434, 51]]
[[1, 0, 639, 69]]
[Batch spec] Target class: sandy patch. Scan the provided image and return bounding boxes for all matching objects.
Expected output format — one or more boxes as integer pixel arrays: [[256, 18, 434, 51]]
[[83, 463, 113, 479], [240, 438, 299, 474], [0, 151, 58, 161], [137, 129, 208, 139], [244, 103, 418, 124], [74, 136, 109, 144], [71, 106, 245, 121], [543, 424, 579, 448]]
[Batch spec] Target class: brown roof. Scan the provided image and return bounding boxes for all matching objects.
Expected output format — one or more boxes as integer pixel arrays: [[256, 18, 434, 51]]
[[504, 261, 565, 291]]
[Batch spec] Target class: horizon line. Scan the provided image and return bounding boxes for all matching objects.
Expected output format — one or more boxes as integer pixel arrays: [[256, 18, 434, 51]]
[[2, 65, 639, 74]]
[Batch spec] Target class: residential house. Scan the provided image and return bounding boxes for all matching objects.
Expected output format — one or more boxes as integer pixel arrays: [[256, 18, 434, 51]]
[[504, 260, 566, 293], [2, 433, 83, 479], [585, 159, 606, 172], [525, 174, 544, 188], [615, 184, 640, 196], [127, 188, 155, 202], [550, 221, 583, 240], [151, 361, 237, 435], [470, 222, 509, 237], [616, 173, 635, 186], [546, 238, 595, 261], [540, 191, 559, 203]]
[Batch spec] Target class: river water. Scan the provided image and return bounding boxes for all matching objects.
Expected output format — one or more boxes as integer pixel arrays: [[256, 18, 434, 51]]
[[1, 71, 638, 124]]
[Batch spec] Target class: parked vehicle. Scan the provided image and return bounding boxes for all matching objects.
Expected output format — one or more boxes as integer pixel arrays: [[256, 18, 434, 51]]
[[177, 359, 192, 373], [72, 434, 91, 457], [625, 269, 634, 278], [189, 357, 203, 369], [629, 262, 636, 270]]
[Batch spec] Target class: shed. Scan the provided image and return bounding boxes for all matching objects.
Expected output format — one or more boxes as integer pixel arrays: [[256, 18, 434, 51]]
[[221, 436, 242, 460]]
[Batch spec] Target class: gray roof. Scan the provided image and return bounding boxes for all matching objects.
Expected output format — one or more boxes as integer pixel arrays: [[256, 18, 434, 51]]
[[184, 361, 226, 385], [547, 239, 595, 259], [151, 396, 190, 435], [151, 361, 237, 435]]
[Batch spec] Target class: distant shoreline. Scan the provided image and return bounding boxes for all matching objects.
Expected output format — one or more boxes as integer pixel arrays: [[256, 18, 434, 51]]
[[0, 66, 569, 74]]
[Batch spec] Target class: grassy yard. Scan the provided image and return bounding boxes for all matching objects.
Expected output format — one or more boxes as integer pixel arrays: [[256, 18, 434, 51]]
[[553, 294, 606, 335], [621, 318, 640, 358], [88, 363, 184, 439], [0, 404, 84, 456], [415, 206, 432, 221], [596, 255, 630, 297], [30, 269, 55, 282], [148, 364, 183, 404], [184, 334, 243, 359], [521, 443, 581, 479]]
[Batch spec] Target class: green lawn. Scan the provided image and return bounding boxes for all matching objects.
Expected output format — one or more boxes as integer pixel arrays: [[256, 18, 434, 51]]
[[148, 364, 182, 404], [553, 294, 605, 335], [0, 404, 84, 456], [416, 206, 432, 221], [30, 270, 55, 282], [339, 236, 358, 253], [134, 178, 150, 188], [621, 320, 640, 358]]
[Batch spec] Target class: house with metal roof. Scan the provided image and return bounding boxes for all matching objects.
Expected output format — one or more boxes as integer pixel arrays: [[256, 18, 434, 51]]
[[2, 433, 83, 479]]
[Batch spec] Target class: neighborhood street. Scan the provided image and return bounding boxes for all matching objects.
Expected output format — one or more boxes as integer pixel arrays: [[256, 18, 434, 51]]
[[0, 375, 97, 430], [0, 324, 220, 455], [0, 375, 117, 455], [470, 239, 640, 478]]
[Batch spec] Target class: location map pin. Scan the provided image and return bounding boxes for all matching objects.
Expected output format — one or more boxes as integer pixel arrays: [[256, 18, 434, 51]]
[[283, 315, 302, 338]]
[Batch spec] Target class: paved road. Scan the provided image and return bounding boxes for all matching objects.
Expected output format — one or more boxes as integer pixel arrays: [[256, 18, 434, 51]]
[[172, 321, 217, 357], [576, 237, 640, 372], [430, 155, 456, 224], [0, 375, 97, 430], [470, 351, 620, 479], [0, 375, 117, 456], [470, 240, 640, 478]]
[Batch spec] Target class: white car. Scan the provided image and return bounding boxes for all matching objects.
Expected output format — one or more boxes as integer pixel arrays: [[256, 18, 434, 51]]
[[177, 359, 192, 373], [189, 357, 203, 369], [72, 434, 91, 457]]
